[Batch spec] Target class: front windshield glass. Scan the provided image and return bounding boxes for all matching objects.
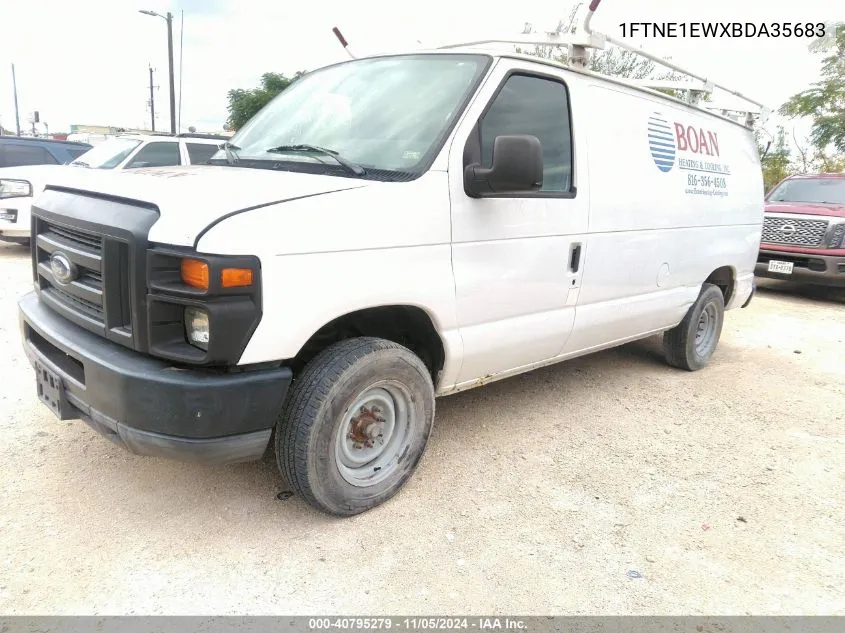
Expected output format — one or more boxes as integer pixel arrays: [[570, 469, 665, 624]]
[[71, 138, 142, 169], [768, 178, 845, 205], [221, 54, 489, 176]]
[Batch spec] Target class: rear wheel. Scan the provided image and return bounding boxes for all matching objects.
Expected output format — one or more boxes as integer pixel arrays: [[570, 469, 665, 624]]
[[663, 283, 725, 371], [276, 337, 435, 516]]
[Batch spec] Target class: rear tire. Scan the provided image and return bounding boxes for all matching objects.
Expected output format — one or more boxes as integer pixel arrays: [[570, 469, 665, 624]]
[[276, 337, 435, 516], [663, 283, 725, 371]]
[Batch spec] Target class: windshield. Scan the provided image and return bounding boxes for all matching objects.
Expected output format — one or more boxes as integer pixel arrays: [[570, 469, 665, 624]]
[[768, 178, 845, 205], [219, 54, 490, 177], [71, 138, 142, 169]]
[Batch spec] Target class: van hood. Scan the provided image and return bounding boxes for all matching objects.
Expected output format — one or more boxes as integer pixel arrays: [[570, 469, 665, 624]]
[[32, 165, 368, 246], [765, 201, 845, 218]]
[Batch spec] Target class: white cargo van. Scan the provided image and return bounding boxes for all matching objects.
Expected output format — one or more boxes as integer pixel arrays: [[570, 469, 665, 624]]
[[18, 7, 765, 515]]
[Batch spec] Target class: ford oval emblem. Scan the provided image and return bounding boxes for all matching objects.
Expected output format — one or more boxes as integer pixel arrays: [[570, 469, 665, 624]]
[[49, 252, 77, 285]]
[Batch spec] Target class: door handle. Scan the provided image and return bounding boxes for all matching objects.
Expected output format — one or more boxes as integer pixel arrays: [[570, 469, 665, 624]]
[[569, 243, 582, 273]]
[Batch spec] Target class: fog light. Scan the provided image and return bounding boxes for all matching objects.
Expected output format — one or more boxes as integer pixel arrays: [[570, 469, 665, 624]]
[[184, 306, 210, 350]]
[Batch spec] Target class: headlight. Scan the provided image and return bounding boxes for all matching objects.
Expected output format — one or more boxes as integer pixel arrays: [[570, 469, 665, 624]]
[[0, 179, 32, 199], [147, 248, 261, 365], [184, 306, 210, 350]]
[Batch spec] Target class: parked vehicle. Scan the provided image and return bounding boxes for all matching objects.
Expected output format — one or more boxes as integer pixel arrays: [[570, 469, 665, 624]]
[[755, 173, 845, 287], [0, 136, 91, 168], [68, 133, 227, 170], [65, 133, 111, 146], [0, 137, 92, 244], [0, 133, 224, 245], [17, 5, 765, 516]]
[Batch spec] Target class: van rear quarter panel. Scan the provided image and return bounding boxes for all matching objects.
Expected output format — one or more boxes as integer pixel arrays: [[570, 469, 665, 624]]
[[577, 82, 763, 311]]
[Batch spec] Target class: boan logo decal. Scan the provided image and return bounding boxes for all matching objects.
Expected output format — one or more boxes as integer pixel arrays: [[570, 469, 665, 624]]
[[648, 113, 676, 172], [649, 112, 723, 172], [648, 111, 731, 197]]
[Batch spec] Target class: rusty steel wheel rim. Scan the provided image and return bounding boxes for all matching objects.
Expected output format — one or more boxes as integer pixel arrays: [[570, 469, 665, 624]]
[[335, 382, 411, 487], [695, 301, 718, 357]]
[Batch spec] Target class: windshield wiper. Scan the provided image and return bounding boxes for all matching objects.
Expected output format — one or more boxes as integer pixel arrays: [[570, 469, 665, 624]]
[[265, 144, 366, 176], [219, 141, 241, 165], [70, 161, 90, 168]]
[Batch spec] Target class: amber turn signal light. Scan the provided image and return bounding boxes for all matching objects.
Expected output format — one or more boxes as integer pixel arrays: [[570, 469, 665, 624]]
[[180, 258, 210, 289], [221, 268, 253, 288]]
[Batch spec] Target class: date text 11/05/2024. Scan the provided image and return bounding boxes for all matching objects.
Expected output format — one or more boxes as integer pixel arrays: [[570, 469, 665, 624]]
[[619, 22, 827, 38], [308, 618, 527, 630]]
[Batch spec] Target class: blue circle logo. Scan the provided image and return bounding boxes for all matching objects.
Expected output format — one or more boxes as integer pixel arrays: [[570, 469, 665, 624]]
[[648, 113, 676, 172]]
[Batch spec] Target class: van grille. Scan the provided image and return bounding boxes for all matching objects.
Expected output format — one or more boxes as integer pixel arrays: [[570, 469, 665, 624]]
[[34, 219, 132, 341], [761, 215, 828, 247], [47, 224, 103, 251]]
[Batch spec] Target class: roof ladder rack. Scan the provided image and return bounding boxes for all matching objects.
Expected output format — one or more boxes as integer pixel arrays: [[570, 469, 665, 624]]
[[416, 0, 770, 127]]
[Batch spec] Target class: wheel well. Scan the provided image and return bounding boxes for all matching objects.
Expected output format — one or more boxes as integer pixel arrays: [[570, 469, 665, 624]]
[[704, 266, 735, 305], [290, 306, 445, 381]]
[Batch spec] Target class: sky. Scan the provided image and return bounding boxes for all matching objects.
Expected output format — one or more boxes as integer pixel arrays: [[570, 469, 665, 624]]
[[0, 0, 842, 145]]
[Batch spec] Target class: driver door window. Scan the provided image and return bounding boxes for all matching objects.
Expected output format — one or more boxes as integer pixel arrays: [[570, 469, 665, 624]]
[[125, 142, 181, 168], [479, 74, 573, 193]]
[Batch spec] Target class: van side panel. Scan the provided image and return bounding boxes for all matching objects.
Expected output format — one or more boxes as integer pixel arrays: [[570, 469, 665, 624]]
[[445, 59, 591, 388], [561, 84, 763, 354], [200, 172, 462, 388]]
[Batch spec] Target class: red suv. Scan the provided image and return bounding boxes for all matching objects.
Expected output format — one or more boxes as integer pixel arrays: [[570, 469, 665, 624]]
[[756, 173, 845, 287]]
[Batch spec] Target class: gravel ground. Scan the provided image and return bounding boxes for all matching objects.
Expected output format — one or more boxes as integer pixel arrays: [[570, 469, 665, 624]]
[[0, 240, 843, 615]]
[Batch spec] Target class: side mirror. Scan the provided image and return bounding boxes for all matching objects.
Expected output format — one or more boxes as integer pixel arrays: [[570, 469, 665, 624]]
[[464, 134, 543, 197]]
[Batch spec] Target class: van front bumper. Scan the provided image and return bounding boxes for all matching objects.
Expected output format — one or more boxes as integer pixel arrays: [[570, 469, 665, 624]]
[[19, 291, 291, 465]]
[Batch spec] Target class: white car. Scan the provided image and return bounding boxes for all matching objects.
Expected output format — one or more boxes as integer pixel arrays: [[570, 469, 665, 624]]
[[0, 134, 226, 245], [17, 22, 765, 516]]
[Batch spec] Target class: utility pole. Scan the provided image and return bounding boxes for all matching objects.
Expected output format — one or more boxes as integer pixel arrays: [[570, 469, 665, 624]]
[[148, 66, 156, 132], [11, 63, 21, 136], [139, 10, 177, 134], [166, 12, 176, 134]]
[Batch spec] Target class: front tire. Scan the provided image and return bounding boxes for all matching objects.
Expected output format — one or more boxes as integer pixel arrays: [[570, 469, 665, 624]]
[[663, 283, 725, 371], [276, 337, 435, 516]]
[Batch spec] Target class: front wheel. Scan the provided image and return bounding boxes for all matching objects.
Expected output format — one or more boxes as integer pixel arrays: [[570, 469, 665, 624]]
[[276, 337, 435, 516], [663, 283, 725, 371]]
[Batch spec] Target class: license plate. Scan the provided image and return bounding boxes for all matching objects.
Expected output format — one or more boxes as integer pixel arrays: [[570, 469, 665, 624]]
[[0, 209, 17, 222], [35, 362, 69, 420], [767, 260, 794, 275]]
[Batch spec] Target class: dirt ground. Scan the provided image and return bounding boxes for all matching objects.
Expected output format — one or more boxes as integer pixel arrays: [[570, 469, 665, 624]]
[[0, 240, 843, 616]]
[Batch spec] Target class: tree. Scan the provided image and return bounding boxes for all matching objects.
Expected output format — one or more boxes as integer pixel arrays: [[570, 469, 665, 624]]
[[226, 71, 306, 131], [813, 151, 845, 173], [779, 25, 845, 154], [590, 49, 695, 100], [791, 129, 811, 173], [756, 126, 792, 192], [588, 46, 656, 80], [808, 21, 842, 53]]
